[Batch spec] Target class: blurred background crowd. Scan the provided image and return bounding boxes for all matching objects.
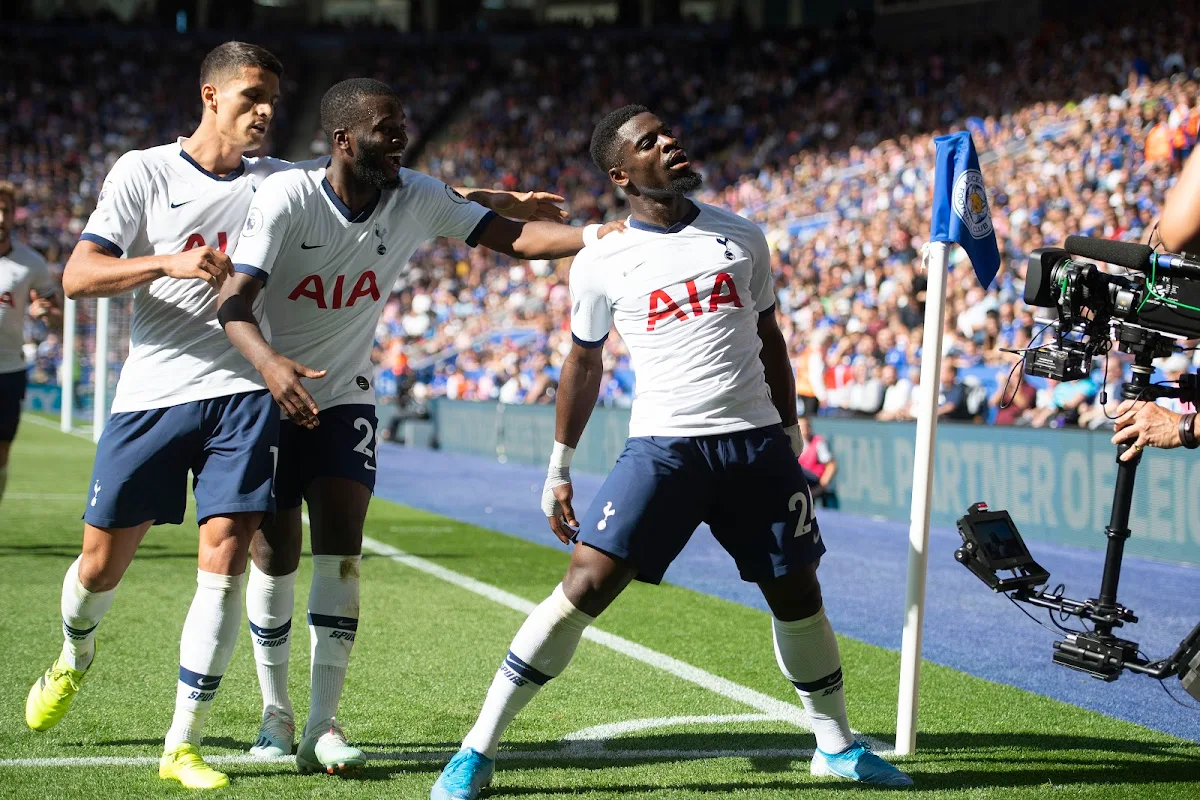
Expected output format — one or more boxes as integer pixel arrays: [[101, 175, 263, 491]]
[[6, 3, 1200, 432]]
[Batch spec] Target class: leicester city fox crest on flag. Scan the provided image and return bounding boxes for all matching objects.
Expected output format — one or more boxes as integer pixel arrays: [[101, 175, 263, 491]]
[[931, 131, 1000, 288], [952, 169, 992, 240]]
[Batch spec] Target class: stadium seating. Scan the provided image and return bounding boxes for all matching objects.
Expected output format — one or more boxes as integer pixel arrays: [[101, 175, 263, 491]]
[[8, 10, 1200, 426]]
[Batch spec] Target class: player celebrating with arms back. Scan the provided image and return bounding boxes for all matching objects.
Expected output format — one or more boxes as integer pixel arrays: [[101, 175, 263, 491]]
[[217, 78, 618, 775], [22, 42, 294, 790], [432, 106, 912, 799]]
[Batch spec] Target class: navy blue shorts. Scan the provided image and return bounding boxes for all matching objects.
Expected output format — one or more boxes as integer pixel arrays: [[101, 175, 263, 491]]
[[0, 369, 26, 441], [275, 404, 377, 510], [84, 390, 278, 528], [577, 424, 824, 585]]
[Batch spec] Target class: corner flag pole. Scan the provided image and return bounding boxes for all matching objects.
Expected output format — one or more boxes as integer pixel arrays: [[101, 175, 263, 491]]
[[895, 130, 998, 755], [895, 240, 950, 756]]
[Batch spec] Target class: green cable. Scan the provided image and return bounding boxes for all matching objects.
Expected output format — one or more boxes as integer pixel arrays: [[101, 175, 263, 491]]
[[1142, 252, 1200, 313]]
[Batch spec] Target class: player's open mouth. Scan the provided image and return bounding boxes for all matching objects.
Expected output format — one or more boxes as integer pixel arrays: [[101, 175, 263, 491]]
[[386, 153, 403, 169], [667, 151, 690, 169], [249, 123, 267, 135]]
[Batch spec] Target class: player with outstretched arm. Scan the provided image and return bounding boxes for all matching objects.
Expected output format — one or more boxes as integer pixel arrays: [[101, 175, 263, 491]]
[[217, 78, 621, 776]]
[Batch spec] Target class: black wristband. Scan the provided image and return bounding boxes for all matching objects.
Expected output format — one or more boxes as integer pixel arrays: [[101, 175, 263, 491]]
[[1180, 412, 1199, 449], [216, 294, 257, 329]]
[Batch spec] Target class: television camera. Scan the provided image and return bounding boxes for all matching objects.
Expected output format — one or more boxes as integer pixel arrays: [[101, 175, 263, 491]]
[[954, 235, 1200, 701]]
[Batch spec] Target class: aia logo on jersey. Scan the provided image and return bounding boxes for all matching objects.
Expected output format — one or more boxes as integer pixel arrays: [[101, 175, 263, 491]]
[[288, 271, 381, 309], [182, 232, 229, 253], [0, 292, 13, 309], [646, 272, 744, 331]]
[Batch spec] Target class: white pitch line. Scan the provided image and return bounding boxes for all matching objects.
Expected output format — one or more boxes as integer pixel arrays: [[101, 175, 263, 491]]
[[22, 414, 92, 440], [563, 714, 781, 744], [0, 745, 811, 770], [3, 437, 886, 772], [360, 535, 891, 754]]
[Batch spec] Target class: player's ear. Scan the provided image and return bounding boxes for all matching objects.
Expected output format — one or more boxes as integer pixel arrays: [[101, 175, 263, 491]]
[[332, 128, 351, 154], [609, 165, 630, 191], [201, 83, 218, 114]]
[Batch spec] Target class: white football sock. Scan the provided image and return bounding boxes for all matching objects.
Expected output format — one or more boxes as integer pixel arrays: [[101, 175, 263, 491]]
[[462, 584, 594, 759], [165, 570, 244, 749], [773, 608, 854, 754], [246, 563, 296, 719], [306, 555, 359, 735], [60, 556, 117, 671], [0, 464, 8, 503]]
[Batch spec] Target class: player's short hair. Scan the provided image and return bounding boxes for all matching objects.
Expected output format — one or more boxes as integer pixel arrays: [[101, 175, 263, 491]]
[[199, 41, 283, 88], [0, 181, 14, 203], [320, 78, 400, 140], [590, 104, 650, 173]]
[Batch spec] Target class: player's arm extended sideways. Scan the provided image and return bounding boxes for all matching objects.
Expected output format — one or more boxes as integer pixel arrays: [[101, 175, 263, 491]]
[[454, 188, 568, 222], [62, 240, 233, 299], [475, 216, 625, 261], [217, 272, 325, 429], [475, 215, 589, 260]]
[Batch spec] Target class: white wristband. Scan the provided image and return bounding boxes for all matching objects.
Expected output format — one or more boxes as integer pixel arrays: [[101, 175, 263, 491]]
[[549, 441, 575, 475], [543, 441, 575, 518], [582, 224, 602, 247]]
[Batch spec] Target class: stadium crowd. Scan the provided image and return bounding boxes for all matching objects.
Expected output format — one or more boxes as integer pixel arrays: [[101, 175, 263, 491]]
[[0, 29, 298, 397], [9, 8, 1200, 429]]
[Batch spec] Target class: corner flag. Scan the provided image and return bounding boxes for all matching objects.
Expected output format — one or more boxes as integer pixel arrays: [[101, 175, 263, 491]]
[[930, 131, 1000, 289]]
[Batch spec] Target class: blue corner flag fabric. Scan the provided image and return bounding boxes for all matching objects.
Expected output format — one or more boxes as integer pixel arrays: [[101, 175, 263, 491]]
[[930, 131, 1000, 289]]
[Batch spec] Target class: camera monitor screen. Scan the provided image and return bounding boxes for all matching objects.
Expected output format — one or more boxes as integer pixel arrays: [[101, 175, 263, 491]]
[[972, 516, 1032, 568]]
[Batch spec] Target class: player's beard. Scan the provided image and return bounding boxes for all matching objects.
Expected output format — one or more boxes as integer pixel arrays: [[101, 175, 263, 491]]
[[643, 168, 703, 200], [354, 149, 403, 191], [668, 168, 703, 195]]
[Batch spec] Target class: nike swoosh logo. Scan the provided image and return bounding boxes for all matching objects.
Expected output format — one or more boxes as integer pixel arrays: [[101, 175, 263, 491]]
[[300, 242, 326, 249], [196, 676, 221, 689], [169, 200, 194, 208]]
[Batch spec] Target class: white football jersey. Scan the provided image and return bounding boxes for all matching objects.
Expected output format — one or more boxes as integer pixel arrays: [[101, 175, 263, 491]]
[[0, 242, 57, 374], [228, 164, 494, 411], [80, 139, 300, 412], [570, 202, 781, 437]]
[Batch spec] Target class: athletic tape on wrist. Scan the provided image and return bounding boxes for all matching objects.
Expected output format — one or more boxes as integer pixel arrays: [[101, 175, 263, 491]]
[[582, 224, 601, 247], [547, 441, 574, 484]]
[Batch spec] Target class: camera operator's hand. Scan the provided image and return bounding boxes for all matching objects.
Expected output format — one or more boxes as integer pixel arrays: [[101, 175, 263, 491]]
[[1111, 400, 1185, 460]]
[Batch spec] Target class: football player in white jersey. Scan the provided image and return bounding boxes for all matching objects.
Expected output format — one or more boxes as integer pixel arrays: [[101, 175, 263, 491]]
[[0, 181, 61, 505], [23, 41, 293, 791], [217, 78, 618, 776], [432, 106, 913, 799]]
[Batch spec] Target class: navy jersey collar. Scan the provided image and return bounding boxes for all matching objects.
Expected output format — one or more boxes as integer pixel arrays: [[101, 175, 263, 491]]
[[178, 149, 245, 181], [322, 177, 380, 223], [627, 202, 700, 234]]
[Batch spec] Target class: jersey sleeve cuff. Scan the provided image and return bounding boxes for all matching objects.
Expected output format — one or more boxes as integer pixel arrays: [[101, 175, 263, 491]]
[[572, 332, 608, 349], [757, 303, 777, 316], [234, 264, 270, 284], [79, 233, 123, 258], [465, 210, 498, 248]]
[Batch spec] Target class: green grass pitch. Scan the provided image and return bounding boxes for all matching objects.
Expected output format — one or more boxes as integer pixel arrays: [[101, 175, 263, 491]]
[[1, 420, 1198, 798]]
